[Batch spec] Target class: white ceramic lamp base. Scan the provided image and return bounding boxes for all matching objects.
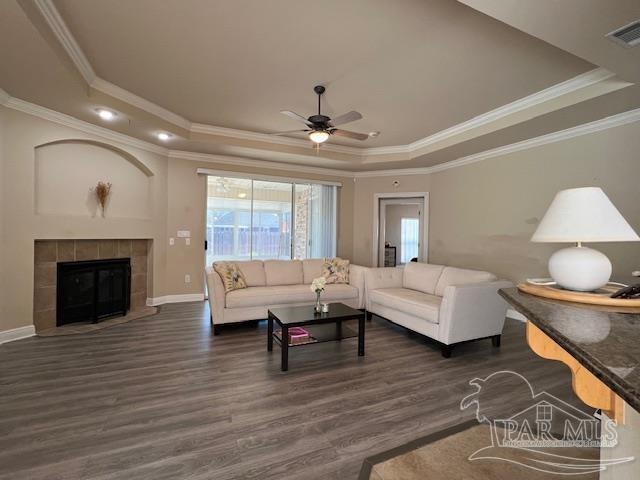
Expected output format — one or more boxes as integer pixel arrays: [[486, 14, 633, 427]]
[[548, 246, 612, 292]]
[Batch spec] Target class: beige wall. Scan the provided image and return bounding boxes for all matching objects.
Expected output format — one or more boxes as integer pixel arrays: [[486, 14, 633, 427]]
[[35, 142, 153, 219], [1, 104, 639, 333], [164, 156, 354, 297], [0, 106, 353, 332], [353, 122, 640, 282], [0, 107, 169, 332]]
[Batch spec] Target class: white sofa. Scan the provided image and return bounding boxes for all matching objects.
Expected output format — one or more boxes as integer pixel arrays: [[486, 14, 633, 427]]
[[365, 263, 512, 357], [206, 259, 366, 334]]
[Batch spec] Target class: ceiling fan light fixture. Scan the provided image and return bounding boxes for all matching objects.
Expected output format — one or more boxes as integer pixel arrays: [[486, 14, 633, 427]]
[[308, 130, 330, 144]]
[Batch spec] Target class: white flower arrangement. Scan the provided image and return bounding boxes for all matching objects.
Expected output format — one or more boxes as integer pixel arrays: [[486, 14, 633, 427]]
[[310, 276, 327, 293]]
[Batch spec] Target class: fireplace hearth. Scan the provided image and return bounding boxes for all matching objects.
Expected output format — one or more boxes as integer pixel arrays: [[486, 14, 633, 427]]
[[57, 258, 131, 326]]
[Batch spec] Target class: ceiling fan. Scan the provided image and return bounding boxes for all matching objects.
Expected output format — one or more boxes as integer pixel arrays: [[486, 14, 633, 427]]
[[271, 85, 377, 144]]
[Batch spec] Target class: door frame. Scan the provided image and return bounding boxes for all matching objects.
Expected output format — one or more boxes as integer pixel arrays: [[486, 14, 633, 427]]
[[372, 192, 429, 267]]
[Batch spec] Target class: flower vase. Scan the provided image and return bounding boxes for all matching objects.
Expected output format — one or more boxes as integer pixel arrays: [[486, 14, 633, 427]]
[[315, 291, 322, 313]]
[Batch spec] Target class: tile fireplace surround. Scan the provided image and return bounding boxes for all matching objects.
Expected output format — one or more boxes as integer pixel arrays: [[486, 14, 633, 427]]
[[33, 239, 151, 331]]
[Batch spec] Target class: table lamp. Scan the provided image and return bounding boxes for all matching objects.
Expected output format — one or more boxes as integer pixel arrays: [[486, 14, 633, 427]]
[[531, 187, 639, 291]]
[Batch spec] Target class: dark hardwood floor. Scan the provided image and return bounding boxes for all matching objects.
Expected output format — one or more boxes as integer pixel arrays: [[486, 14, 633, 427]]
[[0, 302, 586, 479]]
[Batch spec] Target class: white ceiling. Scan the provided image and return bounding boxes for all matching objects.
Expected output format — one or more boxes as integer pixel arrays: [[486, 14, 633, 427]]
[[0, 0, 638, 172], [54, 0, 592, 146], [459, 0, 640, 83]]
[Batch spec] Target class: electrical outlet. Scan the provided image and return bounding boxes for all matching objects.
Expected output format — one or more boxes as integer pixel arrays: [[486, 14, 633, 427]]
[[184, 274, 191, 284], [169, 237, 175, 246]]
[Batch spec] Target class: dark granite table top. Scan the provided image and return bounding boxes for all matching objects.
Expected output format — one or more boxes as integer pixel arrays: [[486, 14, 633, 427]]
[[499, 287, 640, 413]]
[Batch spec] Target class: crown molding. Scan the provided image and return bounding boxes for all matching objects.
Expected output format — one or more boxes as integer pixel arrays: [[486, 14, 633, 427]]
[[31, 0, 624, 161], [91, 78, 192, 131], [3, 92, 639, 180], [168, 150, 354, 178], [353, 107, 640, 177], [34, 0, 96, 84], [360, 67, 620, 157], [91, 67, 622, 159], [3, 95, 168, 155], [0, 87, 9, 105]]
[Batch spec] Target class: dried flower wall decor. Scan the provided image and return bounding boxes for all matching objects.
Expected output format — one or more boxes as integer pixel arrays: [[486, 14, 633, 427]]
[[92, 181, 112, 217]]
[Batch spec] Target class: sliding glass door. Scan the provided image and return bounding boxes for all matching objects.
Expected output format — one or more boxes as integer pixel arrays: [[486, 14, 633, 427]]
[[206, 175, 337, 265], [206, 177, 252, 266], [251, 180, 292, 260]]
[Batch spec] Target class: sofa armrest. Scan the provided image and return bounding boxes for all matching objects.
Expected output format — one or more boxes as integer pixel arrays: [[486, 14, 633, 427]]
[[438, 280, 513, 345], [205, 266, 226, 324], [364, 267, 404, 309], [348, 264, 367, 309]]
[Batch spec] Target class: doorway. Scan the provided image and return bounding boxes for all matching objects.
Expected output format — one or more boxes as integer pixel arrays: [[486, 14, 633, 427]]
[[373, 193, 428, 267]]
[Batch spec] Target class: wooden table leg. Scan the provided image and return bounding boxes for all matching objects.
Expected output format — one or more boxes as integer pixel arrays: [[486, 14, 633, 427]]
[[281, 325, 289, 371], [358, 316, 365, 356], [267, 316, 273, 352]]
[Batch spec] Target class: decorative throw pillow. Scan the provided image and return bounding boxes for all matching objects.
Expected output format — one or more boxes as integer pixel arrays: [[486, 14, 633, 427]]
[[213, 262, 247, 293], [322, 257, 350, 284]]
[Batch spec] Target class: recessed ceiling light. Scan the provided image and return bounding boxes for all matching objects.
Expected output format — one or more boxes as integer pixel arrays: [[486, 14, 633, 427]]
[[369, 131, 380, 138], [157, 132, 172, 141], [238, 192, 247, 199], [96, 109, 116, 121]]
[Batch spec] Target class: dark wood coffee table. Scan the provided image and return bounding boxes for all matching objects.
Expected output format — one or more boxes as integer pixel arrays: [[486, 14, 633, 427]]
[[267, 302, 365, 371]]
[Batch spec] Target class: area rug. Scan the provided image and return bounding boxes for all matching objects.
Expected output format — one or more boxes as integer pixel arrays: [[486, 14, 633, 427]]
[[360, 420, 600, 480], [37, 306, 158, 337]]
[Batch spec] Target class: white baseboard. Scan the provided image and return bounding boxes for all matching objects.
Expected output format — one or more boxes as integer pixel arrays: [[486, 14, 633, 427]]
[[147, 294, 205, 306], [506, 309, 527, 323], [0, 325, 36, 344]]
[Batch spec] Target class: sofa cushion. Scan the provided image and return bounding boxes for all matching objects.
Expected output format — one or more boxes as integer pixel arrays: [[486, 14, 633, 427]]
[[213, 262, 247, 293], [302, 259, 324, 284], [236, 260, 266, 287], [226, 284, 358, 309], [264, 260, 303, 286], [322, 257, 349, 284], [368, 288, 441, 324], [403, 263, 444, 295], [434, 267, 497, 296]]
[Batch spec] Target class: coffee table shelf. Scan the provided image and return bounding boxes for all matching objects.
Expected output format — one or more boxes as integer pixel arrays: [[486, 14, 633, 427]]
[[273, 323, 358, 347], [267, 303, 366, 371]]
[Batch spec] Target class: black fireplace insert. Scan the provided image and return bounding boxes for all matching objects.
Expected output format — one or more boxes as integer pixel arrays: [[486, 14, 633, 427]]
[[57, 258, 131, 326]]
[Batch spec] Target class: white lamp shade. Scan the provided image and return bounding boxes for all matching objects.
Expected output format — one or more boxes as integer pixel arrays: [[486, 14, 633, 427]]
[[531, 187, 639, 243]]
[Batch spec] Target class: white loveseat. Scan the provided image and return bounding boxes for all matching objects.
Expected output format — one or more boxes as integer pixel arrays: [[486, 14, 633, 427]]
[[365, 263, 512, 357], [206, 259, 366, 334]]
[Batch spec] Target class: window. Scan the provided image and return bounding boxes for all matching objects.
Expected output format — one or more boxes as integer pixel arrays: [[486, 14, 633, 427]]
[[400, 217, 419, 264], [206, 176, 337, 264]]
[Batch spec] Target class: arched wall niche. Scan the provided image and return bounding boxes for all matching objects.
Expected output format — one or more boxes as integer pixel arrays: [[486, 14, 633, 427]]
[[34, 139, 153, 219], [36, 139, 154, 176]]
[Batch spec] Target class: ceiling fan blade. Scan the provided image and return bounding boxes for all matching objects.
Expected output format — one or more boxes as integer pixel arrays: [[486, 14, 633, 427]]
[[331, 129, 370, 141], [328, 110, 362, 127], [269, 129, 310, 136], [280, 110, 313, 126]]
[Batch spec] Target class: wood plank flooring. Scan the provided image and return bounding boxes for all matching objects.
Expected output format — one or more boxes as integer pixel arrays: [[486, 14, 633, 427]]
[[0, 302, 586, 479]]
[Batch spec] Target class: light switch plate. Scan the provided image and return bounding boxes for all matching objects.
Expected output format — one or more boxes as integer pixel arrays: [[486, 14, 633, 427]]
[[185, 274, 191, 284], [177, 230, 191, 238], [185, 238, 191, 246], [169, 237, 175, 246]]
